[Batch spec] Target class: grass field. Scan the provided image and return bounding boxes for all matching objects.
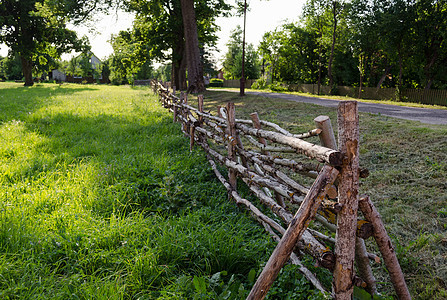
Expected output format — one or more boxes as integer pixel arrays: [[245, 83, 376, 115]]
[[197, 89, 447, 299], [0, 82, 446, 299], [0, 82, 333, 299]]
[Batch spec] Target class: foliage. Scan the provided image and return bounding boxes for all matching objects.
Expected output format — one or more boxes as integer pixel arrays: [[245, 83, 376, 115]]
[[120, 0, 230, 90], [209, 78, 224, 87], [0, 0, 90, 86], [0, 54, 23, 80], [222, 26, 260, 80], [258, 0, 447, 90]]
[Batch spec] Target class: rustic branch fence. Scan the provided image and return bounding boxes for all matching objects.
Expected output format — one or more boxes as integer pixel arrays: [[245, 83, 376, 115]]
[[151, 80, 411, 300]]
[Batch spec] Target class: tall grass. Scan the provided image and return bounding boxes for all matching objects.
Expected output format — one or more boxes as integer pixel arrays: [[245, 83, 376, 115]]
[[0, 83, 329, 299]]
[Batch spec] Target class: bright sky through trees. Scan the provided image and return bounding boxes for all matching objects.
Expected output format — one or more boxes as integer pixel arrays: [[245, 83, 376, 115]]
[[0, 0, 305, 62]]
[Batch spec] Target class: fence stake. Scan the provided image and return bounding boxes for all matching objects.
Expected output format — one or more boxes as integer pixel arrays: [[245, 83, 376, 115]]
[[333, 101, 360, 299], [247, 165, 339, 300], [314, 115, 337, 150], [359, 196, 411, 300], [226, 103, 237, 191]]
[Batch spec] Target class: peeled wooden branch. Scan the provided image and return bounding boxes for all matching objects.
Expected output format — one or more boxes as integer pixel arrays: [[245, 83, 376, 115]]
[[238, 148, 310, 196], [236, 123, 343, 166], [247, 165, 339, 300], [201, 142, 305, 203], [359, 196, 411, 300], [245, 135, 297, 153], [206, 154, 285, 236]]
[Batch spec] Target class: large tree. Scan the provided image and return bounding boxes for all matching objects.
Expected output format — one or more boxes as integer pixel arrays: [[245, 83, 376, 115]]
[[0, 0, 89, 86], [223, 26, 260, 80], [123, 0, 228, 92]]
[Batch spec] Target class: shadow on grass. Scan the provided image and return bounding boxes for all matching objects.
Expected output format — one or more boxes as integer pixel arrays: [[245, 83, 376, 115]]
[[0, 82, 99, 123]]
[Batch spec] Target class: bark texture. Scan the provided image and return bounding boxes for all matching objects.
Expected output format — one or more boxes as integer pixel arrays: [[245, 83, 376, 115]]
[[333, 101, 359, 299], [180, 0, 205, 93]]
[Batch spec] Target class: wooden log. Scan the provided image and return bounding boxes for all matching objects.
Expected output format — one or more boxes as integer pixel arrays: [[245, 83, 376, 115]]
[[263, 223, 327, 294], [355, 237, 377, 296], [246, 150, 321, 178], [207, 154, 284, 235], [243, 180, 335, 269], [239, 149, 309, 196], [333, 101, 360, 300], [359, 196, 411, 300], [293, 128, 322, 139], [245, 135, 297, 153], [247, 165, 339, 300], [314, 115, 337, 152], [236, 123, 343, 166], [226, 103, 237, 190], [250, 112, 286, 207], [204, 144, 304, 203]]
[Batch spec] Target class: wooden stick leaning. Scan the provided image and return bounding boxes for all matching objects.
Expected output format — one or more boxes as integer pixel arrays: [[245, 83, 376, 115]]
[[247, 165, 339, 300], [205, 152, 326, 293], [359, 196, 411, 300], [236, 122, 342, 166]]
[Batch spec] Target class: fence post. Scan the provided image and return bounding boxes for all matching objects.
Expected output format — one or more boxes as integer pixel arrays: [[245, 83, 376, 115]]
[[314, 115, 337, 150], [226, 103, 237, 191], [333, 101, 359, 299]]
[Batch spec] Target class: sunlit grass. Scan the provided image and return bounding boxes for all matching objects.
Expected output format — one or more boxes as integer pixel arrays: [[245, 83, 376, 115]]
[[0, 82, 285, 299]]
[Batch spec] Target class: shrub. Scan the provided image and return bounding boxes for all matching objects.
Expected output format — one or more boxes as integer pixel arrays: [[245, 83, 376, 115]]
[[268, 82, 288, 92], [209, 78, 224, 87]]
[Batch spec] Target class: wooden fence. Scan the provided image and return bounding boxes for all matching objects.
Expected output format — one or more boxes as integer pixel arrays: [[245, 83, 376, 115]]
[[151, 80, 411, 300], [223, 79, 257, 89], [289, 83, 447, 106]]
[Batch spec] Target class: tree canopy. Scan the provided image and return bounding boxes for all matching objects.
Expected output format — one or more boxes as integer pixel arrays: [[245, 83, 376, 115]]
[[223, 26, 260, 80], [0, 0, 92, 86], [258, 0, 447, 91]]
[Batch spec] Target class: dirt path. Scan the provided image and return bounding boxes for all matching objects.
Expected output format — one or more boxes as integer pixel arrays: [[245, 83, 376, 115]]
[[234, 90, 447, 125]]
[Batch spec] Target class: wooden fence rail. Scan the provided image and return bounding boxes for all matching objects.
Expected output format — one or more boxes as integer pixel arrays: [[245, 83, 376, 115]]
[[151, 80, 411, 300]]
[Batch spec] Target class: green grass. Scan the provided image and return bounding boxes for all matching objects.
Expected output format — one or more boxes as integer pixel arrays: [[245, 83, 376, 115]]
[[2, 82, 445, 299], [194, 90, 447, 299], [0, 82, 331, 299]]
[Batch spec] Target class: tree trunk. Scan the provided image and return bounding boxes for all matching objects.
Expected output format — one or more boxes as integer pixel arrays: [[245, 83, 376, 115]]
[[20, 55, 34, 87], [180, 0, 205, 93], [172, 41, 187, 91], [376, 62, 392, 89], [328, 0, 338, 92]]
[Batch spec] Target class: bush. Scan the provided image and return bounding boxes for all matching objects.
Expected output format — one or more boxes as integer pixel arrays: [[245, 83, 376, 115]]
[[268, 82, 288, 92], [209, 78, 224, 87], [251, 78, 268, 90]]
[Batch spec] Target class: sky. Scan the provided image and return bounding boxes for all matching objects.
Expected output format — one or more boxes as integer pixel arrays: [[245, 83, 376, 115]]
[[0, 0, 306, 66]]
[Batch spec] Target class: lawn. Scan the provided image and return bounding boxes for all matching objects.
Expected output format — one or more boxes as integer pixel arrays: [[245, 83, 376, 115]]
[[1, 82, 313, 299], [195, 89, 447, 299], [0, 82, 446, 299]]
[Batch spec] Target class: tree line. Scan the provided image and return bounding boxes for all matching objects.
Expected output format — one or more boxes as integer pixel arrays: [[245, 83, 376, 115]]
[[257, 0, 447, 92], [1, 0, 446, 92]]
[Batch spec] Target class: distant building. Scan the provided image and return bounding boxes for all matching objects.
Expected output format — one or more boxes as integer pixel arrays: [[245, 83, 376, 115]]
[[51, 52, 109, 84]]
